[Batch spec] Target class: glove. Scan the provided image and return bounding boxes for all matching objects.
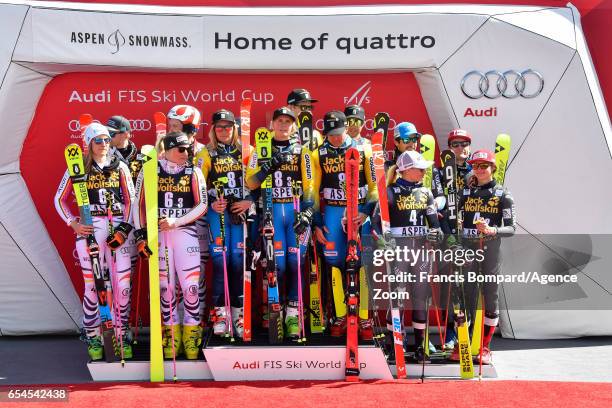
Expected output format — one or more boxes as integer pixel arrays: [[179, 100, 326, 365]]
[[134, 228, 152, 259], [293, 207, 314, 235], [106, 222, 133, 249], [260, 151, 291, 176], [230, 211, 246, 225], [446, 233, 458, 248], [426, 227, 443, 244]]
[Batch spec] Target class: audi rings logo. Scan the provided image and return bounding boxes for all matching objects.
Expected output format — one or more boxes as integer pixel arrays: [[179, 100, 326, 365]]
[[460, 69, 544, 99], [67, 119, 151, 132], [128, 119, 152, 132]]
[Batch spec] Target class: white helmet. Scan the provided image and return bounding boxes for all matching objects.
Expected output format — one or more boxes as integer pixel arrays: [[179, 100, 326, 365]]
[[167, 105, 201, 134]]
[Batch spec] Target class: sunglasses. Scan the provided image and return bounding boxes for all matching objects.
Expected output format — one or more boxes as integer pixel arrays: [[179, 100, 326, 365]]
[[397, 137, 419, 143], [215, 124, 233, 130], [473, 163, 492, 170], [175, 146, 189, 153], [450, 141, 471, 148], [93, 137, 111, 145], [347, 118, 364, 126], [298, 105, 313, 111]]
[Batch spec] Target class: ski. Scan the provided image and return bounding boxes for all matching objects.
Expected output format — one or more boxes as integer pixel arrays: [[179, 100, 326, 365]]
[[296, 111, 324, 335], [419, 133, 437, 359], [373, 112, 390, 161], [213, 177, 234, 342], [297, 111, 313, 148], [256, 127, 283, 344], [140, 144, 164, 382], [420, 134, 436, 189], [79, 114, 93, 154], [494, 133, 511, 186], [240, 98, 253, 342], [441, 150, 474, 379], [372, 131, 407, 379], [154, 112, 167, 145], [344, 147, 361, 382], [64, 143, 116, 363]]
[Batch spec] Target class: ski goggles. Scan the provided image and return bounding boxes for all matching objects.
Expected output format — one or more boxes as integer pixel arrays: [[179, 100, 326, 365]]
[[396, 136, 419, 143], [93, 137, 111, 145], [450, 141, 471, 148]]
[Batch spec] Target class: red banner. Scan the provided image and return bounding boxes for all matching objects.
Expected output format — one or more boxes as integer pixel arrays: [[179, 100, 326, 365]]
[[21, 71, 433, 305]]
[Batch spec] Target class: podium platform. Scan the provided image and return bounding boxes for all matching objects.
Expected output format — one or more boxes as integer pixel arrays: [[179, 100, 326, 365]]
[[87, 329, 497, 381]]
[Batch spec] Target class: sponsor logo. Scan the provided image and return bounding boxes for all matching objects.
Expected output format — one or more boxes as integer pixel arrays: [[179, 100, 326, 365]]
[[461, 69, 544, 99], [186, 246, 200, 253], [70, 29, 190, 55], [464, 107, 497, 117], [343, 81, 372, 105]]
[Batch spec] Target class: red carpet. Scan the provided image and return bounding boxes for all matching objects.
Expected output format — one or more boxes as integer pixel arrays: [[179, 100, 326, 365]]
[[24, 380, 612, 408]]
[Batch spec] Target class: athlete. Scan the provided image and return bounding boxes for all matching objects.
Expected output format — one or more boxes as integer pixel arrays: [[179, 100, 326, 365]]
[[344, 105, 369, 146], [439, 128, 474, 350], [55, 123, 135, 361], [306, 110, 378, 340], [196, 109, 254, 338], [379, 150, 443, 362], [452, 149, 516, 364], [246, 107, 311, 339], [287, 88, 323, 149], [133, 132, 208, 360], [165, 104, 210, 319], [166, 105, 205, 157]]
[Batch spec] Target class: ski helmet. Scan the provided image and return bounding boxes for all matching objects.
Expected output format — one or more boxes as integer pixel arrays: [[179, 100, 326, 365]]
[[168, 105, 201, 134]]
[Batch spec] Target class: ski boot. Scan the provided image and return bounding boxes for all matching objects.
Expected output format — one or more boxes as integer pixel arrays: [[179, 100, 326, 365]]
[[182, 325, 203, 360], [330, 316, 347, 337], [414, 346, 430, 364], [114, 328, 133, 359], [85, 328, 103, 361], [231, 306, 244, 339], [211, 307, 229, 336], [474, 346, 492, 365], [359, 318, 374, 341], [285, 302, 300, 339], [444, 327, 458, 351], [162, 324, 183, 359]]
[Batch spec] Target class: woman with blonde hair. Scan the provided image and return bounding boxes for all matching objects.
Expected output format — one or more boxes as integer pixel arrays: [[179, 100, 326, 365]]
[[196, 109, 254, 339], [55, 123, 135, 361]]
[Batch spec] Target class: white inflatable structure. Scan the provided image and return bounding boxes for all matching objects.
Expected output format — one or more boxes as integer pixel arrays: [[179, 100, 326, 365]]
[[0, 1, 610, 338]]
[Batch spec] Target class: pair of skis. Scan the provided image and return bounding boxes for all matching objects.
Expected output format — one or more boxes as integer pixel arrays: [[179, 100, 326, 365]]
[[255, 126, 283, 343], [296, 112, 325, 336]]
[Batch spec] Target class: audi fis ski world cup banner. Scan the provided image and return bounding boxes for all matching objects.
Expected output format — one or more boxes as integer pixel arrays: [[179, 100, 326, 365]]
[[0, 1, 610, 342]]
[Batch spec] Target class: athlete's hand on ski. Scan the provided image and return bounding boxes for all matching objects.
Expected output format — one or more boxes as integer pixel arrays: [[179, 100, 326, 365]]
[[70, 220, 94, 237], [230, 199, 253, 215], [314, 226, 329, 245], [212, 196, 228, 214], [341, 210, 368, 232], [475, 217, 496, 236], [159, 217, 177, 231]]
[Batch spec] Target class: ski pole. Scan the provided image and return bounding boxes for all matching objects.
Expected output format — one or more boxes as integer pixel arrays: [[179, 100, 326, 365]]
[[162, 230, 177, 382], [105, 192, 125, 367]]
